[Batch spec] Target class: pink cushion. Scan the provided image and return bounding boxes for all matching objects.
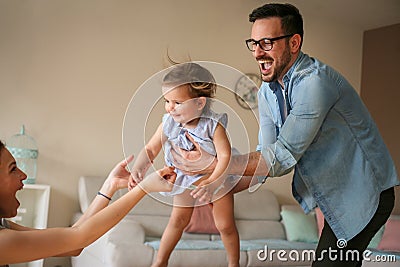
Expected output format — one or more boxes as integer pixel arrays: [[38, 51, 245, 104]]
[[378, 217, 400, 252], [315, 207, 324, 237], [184, 204, 219, 234]]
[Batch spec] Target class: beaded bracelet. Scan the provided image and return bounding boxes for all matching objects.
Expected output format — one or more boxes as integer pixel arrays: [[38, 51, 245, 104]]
[[97, 191, 112, 201]]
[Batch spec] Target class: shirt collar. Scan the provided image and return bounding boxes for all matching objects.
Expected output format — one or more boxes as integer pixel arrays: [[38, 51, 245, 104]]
[[283, 51, 304, 84], [268, 51, 304, 92]]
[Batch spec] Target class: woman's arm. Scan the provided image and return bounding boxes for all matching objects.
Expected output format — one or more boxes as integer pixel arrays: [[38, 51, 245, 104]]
[[0, 165, 176, 265], [74, 155, 134, 227], [55, 155, 135, 256], [5, 155, 135, 256]]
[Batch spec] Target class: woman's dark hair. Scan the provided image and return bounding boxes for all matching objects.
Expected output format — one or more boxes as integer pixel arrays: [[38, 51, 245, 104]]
[[0, 140, 4, 165], [163, 62, 216, 110], [249, 3, 304, 48]]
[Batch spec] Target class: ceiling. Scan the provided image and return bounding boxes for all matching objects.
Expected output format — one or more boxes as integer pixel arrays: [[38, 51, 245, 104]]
[[279, 0, 400, 31]]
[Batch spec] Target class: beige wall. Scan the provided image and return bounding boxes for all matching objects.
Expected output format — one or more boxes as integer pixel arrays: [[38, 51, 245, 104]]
[[361, 24, 400, 214], [0, 1, 372, 266]]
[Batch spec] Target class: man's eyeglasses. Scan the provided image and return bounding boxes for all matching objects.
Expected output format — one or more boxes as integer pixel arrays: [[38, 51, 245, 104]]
[[245, 34, 294, 52]]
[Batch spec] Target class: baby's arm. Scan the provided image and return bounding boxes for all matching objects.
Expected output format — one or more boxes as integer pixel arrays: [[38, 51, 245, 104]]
[[197, 123, 231, 188], [128, 123, 166, 190]]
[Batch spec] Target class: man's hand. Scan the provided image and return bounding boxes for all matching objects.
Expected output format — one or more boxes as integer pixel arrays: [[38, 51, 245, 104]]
[[170, 132, 217, 174]]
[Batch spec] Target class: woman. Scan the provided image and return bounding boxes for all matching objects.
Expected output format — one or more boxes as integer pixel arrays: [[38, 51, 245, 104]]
[[0, 140, 176, 266]]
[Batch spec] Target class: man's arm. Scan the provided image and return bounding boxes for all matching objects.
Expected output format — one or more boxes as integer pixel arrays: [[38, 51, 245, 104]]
[[228, 151, 270, 194], [229, 151, 268, 177]]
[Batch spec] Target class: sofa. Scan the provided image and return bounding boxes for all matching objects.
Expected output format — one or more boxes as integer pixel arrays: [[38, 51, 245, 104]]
[[71, 176, 400, 267]]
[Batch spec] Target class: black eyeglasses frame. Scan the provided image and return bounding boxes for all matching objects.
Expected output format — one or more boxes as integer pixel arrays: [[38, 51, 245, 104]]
[[245, 34, 295, 52]]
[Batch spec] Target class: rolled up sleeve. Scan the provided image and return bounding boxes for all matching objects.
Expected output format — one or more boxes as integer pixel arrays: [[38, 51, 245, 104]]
[[257, 75, 339, 177]]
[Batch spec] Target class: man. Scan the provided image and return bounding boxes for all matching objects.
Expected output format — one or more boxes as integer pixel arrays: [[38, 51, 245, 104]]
[[174, 3, 398, 266]]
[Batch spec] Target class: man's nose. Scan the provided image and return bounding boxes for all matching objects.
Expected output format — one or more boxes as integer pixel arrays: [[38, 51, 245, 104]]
[[253, 44, 265, 58]]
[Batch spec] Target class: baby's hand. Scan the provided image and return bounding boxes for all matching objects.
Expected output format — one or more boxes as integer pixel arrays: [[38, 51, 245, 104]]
[[128, 175, 138, 191], [140, 166, 176, 193], [190, 179, 217, 203], [128, 169, 144, 191], [197, 179, 212, 188], [132, 169, 144, 183], [129, 170, 143, 190]]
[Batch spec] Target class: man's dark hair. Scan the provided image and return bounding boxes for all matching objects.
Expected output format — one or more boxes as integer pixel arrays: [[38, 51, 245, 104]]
[[249, 3, 304, 47]]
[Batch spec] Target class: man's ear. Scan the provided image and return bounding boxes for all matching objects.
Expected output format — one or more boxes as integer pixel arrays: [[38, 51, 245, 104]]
[[290, 34, 301, 53], [196, 97, 207, 110]]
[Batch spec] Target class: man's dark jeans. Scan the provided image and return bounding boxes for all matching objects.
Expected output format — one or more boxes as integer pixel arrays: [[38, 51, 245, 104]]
[[312, 187, 395, 267]]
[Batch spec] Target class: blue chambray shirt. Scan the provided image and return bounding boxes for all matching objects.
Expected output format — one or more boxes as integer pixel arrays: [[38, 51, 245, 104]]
[[256, 52, 399, 241]]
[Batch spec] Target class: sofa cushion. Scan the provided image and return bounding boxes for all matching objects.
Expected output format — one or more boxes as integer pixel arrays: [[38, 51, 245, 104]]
[[240, 239, 317, 250], [184, 204, 219, 234], [146, 239, 317, 251], [152, 248, 248, 267], [234, 188, 281, 221], [280, 205, 318, 243], [315, 207, 324, 237], [129, 192, 173, 216], [234, 188, 286, 240], [236, 220, 286, 240], [146, 239, 225, 250], [127, 214, 170, 238], [368, 225, 385, 249], [378, 215, 400, 252]]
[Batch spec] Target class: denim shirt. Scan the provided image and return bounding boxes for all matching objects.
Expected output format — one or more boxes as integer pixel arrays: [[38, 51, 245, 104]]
[[256, 52, 399, 241]]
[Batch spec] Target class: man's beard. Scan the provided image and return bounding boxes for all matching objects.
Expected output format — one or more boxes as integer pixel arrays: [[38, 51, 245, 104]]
[[261, 46, 291, 83]]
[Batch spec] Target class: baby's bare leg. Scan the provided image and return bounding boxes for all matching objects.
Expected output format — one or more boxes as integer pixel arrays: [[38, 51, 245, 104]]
[[212, 192, 240, 267], [151, 191, 194, 267]]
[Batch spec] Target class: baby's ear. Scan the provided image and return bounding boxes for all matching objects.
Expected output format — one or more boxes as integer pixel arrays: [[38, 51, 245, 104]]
[[196, 97, 207, 110]]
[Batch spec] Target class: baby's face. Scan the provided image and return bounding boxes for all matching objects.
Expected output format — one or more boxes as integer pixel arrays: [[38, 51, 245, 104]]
[[162, 84, 203, 127]]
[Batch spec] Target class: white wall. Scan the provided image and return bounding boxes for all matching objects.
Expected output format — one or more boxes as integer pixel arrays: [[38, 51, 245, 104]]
[[0, 1, 365, 266]]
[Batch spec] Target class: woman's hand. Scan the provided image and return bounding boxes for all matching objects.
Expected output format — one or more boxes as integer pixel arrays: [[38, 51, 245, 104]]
[[139, 166, 177, 193], [170, 132, 217, 175], [101, 155, 135, 197]]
